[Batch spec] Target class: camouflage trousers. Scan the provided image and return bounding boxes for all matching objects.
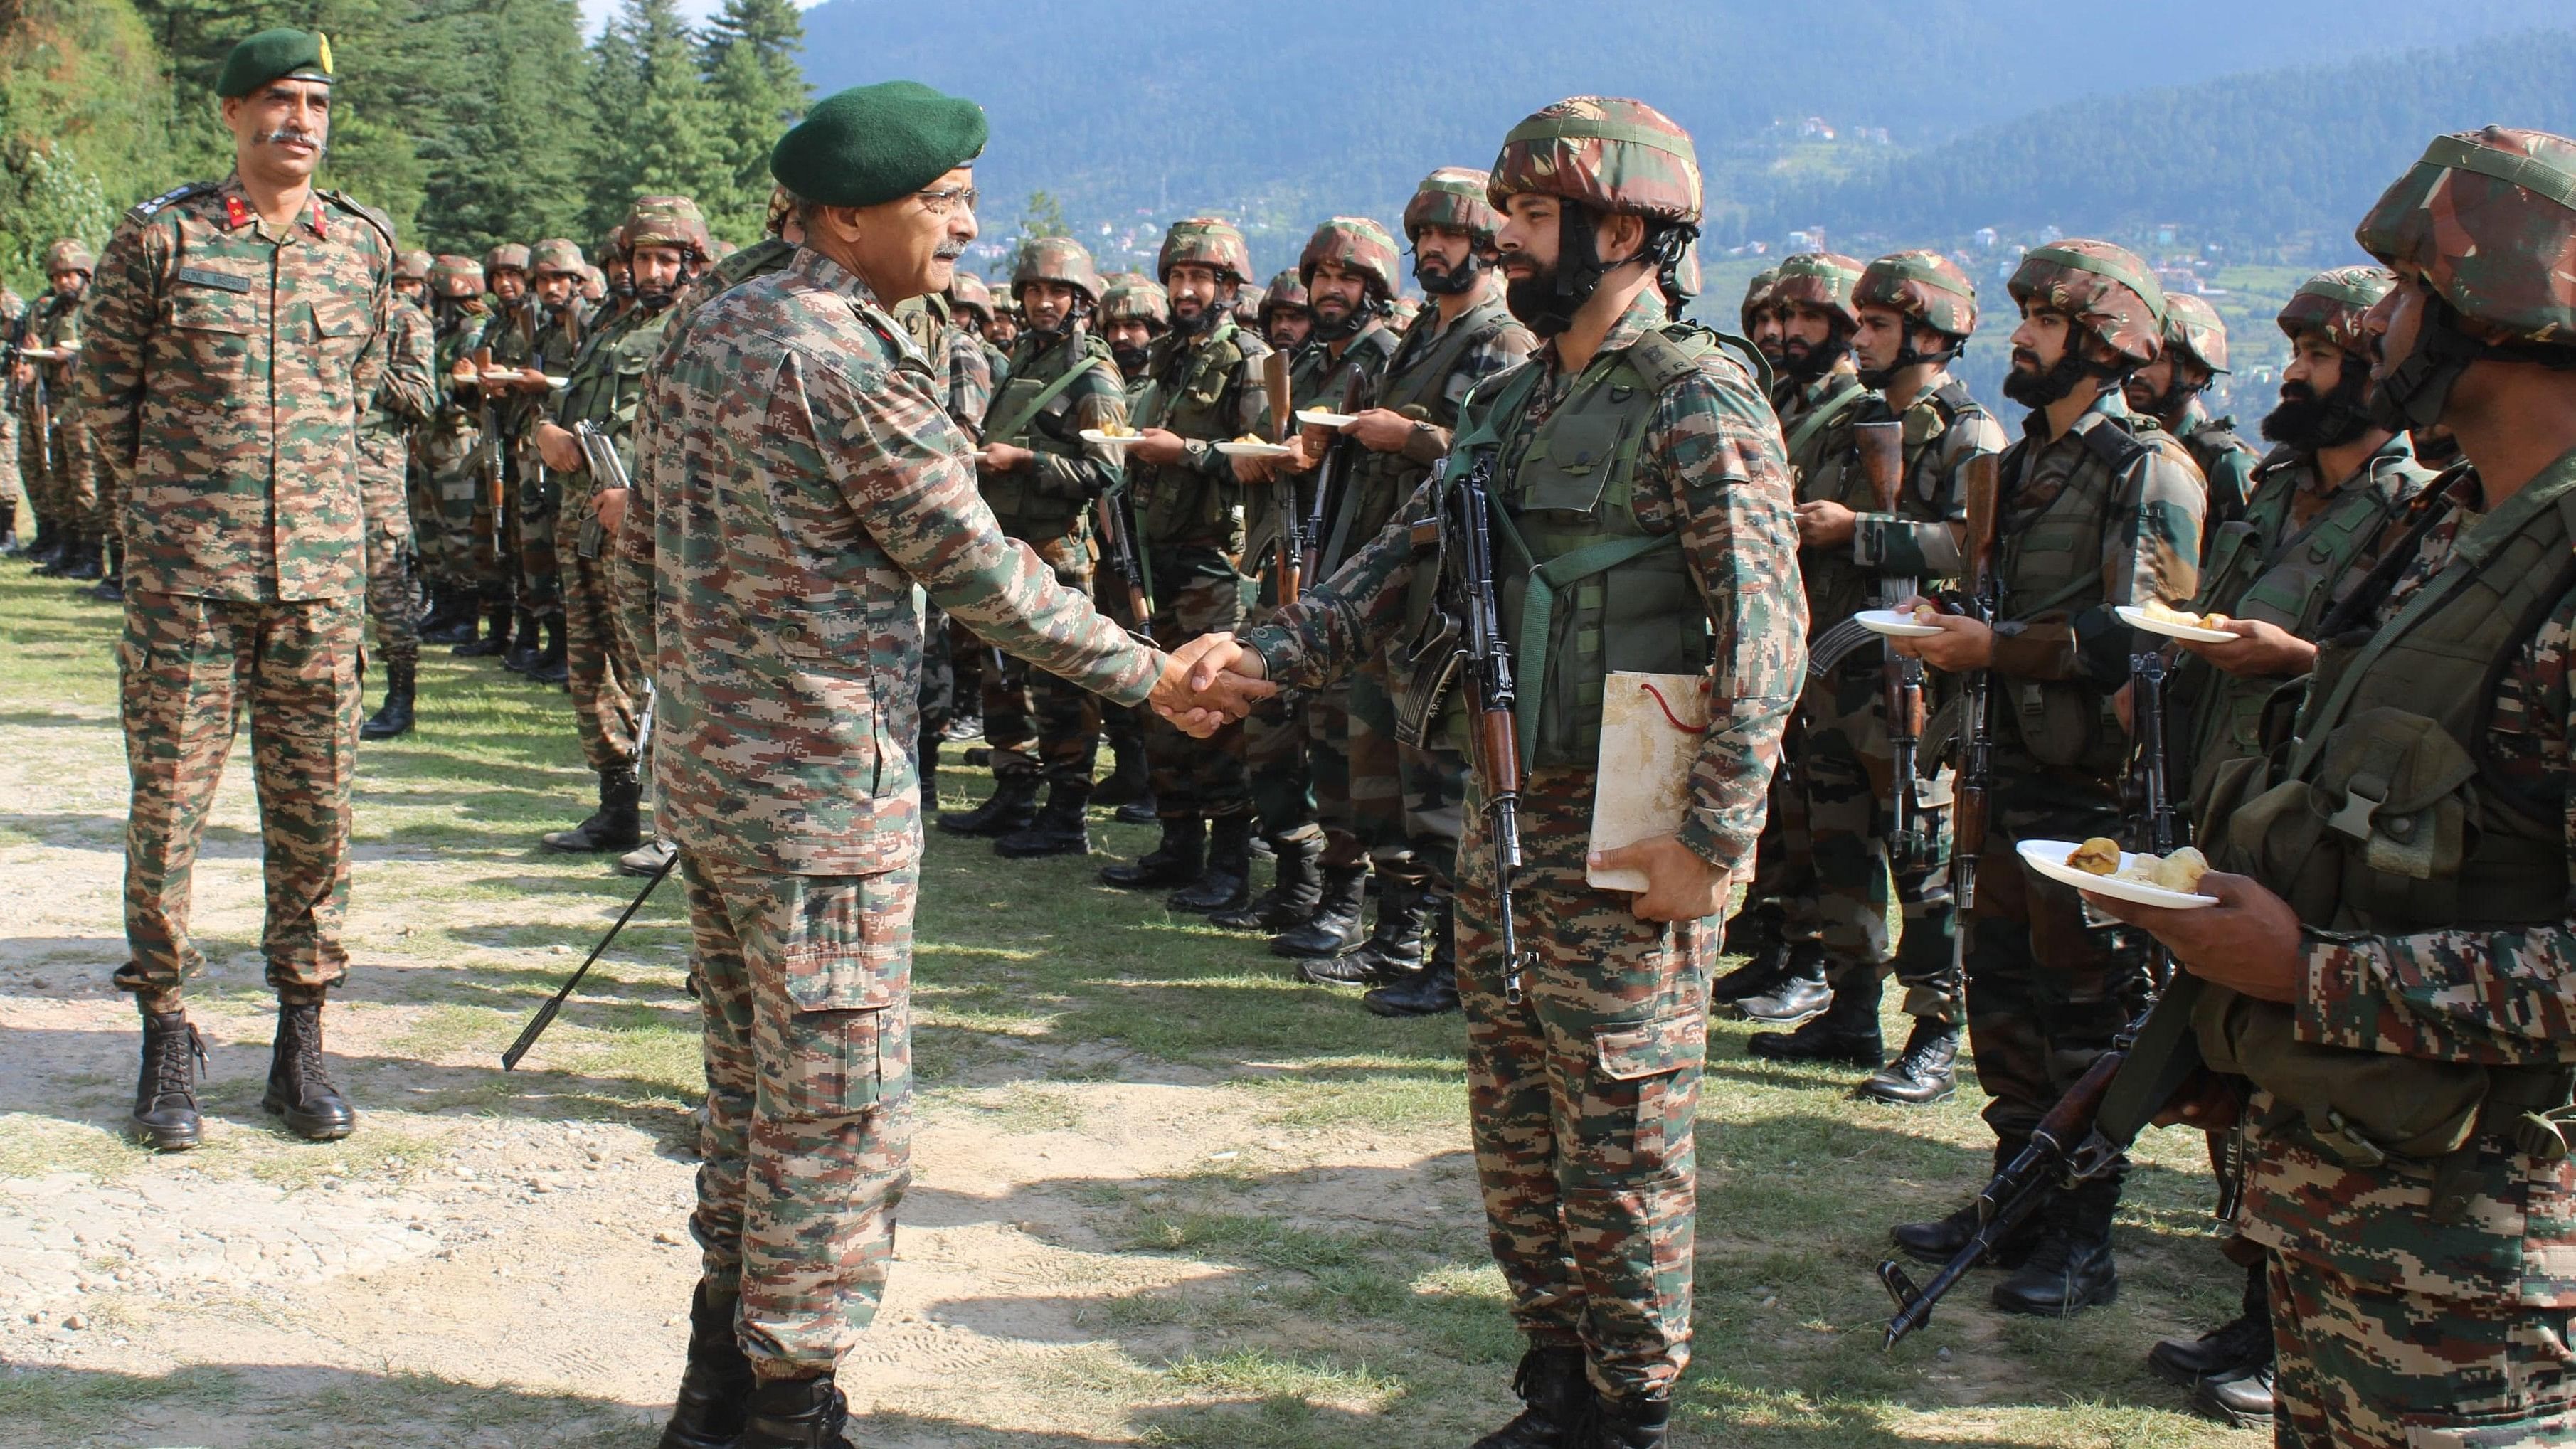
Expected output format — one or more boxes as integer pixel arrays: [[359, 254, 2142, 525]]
[[1342, 657, 1418, 870], [405, 446, 451, 590], [19, 407, 96, 536], [1458, 764, 1716, 1401], [359, 430, 418, 652], [2271, 1251, 2576, 1446], [1096, 581, 1150, 768], [0, 403, 18, 528], [1398, 731, 1471, 895], [514, 449, 563, 625], [1797, 660, 1958, 1024], [1964, 760, 2150, 1148], [114, 590, 362, 1009], [421, 418, 504, 595], [1145, 554, 1250, 820], [682, 851, 916, 1380], [1729, 719, 1815, 951], [557, 500, 642, 771], [980, 521, 1099, 787], [918, 602, 954, 741]]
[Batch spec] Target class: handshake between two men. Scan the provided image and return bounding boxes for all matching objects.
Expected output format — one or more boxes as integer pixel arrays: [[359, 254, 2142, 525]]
[[1140, 631, 1278, 738]]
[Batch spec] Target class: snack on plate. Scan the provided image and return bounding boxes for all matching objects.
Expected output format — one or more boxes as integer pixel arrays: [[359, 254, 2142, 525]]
[[1232, 433, 1265, 445], [2140, 598, 2229, 631], [1911, 603, 1941, 623], [2107, 844, 2212, 893], [2064, 838, 2123, 876], [1096, 423, 1135, 437]]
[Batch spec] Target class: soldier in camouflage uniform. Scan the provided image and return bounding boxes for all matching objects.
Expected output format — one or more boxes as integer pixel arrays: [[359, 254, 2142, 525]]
[[0, 280, 22, 553], [1886, 239, 2205, 1320], [2126, 291, 2260, 554], [1730, 251, 1867, 1029], [1739, 265, 1783, 371], [613, 83, 1249, 1449], [1211, 96, 1803, 1449], [934, 236, 1127, 859], [1101, 218, 1273, 909], [83, 28, 394, 1151], [493, 238, 589, 684], [945, 270, 1007, 412], [1224, 217, 1401, 952], [530, 196, 709, 860], [388, 249, 442, 630], [1257, 267, 1311, 351], [446, 243, 534, 660], [1747, 250, 2005, 1105], [418, 254, 497, 644], [18, 239, 98, 579], [1091, 275, 1172, 822], [355, 241, 440, 741], [2097, 125, 2576, 1447]]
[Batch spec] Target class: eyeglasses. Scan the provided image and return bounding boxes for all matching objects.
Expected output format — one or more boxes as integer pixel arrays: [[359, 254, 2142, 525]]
[[916, 186, 980, 216]]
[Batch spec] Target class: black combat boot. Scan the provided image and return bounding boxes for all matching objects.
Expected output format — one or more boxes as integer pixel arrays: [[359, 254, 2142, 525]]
[[420, 585, 476, 644], [263, 999, 356, 1141], [1099, 817, 1204, 890], [529, 617, 568, 684], [502, 607, 543, 672], [0, 500, 19, 553], [1301, 872, 1430, 986], [2193, 1362, 2276, 1428], [542, 763, 643, 852], [1858, 1018, 1959, 1105], [360, 644, 418, 741], [938, 771, 1039, 838], [734, 1372, 855, 1449], [36, 529, 83, 576], [1209, 832, 1322, 931], [1892, 1137, 2040, 1268], [1737, 941, 1830, 1026], [130, 1008, 208, 1151], [620, 837, 679, 879], [453, 599, 513, 657], [60, 533, 102, 580], [23, 520, 61, 570], [89, 541, 123, 602], [1364, 899, 1459, 1017], [1710, 938, 1795, 1017], [1092, 736, 1150, 807], [1747, 975, 1883, 1066], [1468, 1344, 1594, 1449], [1268, 862, 1367, 958], [994, 780, 1093, 859], [1167, 812, 1253, 912], [1576, 1393, 1670, 1449], [658, 1283, 756, 1449], [2150, 1260, 2272, 1386], [940, 711, 982, 743], [1991, 1179, 2119, 1317]]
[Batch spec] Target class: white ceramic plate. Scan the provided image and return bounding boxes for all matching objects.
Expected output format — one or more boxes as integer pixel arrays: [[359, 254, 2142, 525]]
[[544, 374, 571, 388], [1295, 408, 1357, 428], [16, 347, 63, 362], [2018, 838, 2217, 908], [1214, 441, 1295, 458], [1078, 429, 1139, 447], [1855, 608, 1945, 639], [2117, 604, 2236, 644]]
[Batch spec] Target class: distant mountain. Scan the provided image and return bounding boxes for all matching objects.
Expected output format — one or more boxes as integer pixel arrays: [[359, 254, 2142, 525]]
[[796, 0, 2567, 277]]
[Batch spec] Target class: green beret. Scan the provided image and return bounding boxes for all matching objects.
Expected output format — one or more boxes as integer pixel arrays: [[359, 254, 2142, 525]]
[[770, 81, 987, 209], [216, 28, 334, 100]]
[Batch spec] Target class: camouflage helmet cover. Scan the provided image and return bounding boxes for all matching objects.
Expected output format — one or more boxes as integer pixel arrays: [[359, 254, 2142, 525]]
[[1769, 251, 1865, 330], [1259, 268, 1310, 318], [528, 238, 585, 277], [2008, 238, 2168, 367], [43, 238, 92, 275], [948, 270, 995, 321], [2355, 126, 2576, 346], [1099, 277, 1171, 327], [1487, 95, 1702, 225], [1014, 235, 1105, 304], [2160, 293, 2230, 373], [1738, 265, 1780, 330], [622, 196, 711, 257], [1388, 296, 1421, 331], [483, 243, 531, 275], [2275, 266, 2396, 357], [1158, 216, 1254, 286], [428, 253, 482, 298], [396, 248, 434, 282], [1855, 249, 1978, 339], [1403, 167, 1501, 246], [1298, 216, 1401, 297]]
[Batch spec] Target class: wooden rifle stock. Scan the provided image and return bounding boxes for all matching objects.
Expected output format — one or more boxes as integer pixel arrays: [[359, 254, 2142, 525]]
[[1263, 350, 1302, 602], [1855, 420, 1904, 518], [1300, 371, 1366, 593], [1855, 420, 1928, 861], [1950, 452, 2002, 911], [473, 346, 503, 515]]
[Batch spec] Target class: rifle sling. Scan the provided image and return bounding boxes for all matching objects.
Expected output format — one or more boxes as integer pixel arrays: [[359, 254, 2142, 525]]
[[982, 354, 1106, 454], [1781, 381, 1870, 466], [2091, 976, 2207, 1147]]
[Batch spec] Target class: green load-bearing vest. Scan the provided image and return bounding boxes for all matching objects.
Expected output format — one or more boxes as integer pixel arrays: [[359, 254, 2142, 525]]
[[1991, 418, 2153, 778], [1327, 301, 1514, 574], [1130, 318, 1253, 544], [1408, 325, 1719, 770], [980, 331, 1113, 525]]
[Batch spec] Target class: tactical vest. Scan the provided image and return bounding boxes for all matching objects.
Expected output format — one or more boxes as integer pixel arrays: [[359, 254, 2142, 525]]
[[1406, 327, 1718, 770], [2182, 442, 2419, 795], [561, 300, 676, 477], [1327, 305, 1508, 572], [1793, 379, 1968, 638], [981, 331, 1112, 525], [2191, 462, 2576, 1190], [1131, 318, 1253, 544], [1991, 418, 2153, 778]]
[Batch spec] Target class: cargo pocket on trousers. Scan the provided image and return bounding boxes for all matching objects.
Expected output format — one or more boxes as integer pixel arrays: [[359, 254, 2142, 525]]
[[767, 872, 914, 1122], [1589, 1013, 1707, 1173]]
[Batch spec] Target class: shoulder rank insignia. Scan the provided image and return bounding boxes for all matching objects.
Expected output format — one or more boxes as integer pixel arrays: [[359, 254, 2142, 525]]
[[127, 181, 218, 225]]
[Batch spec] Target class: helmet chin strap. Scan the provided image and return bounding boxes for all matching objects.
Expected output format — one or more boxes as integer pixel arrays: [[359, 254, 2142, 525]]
[[1416, 248, 1483, 297]]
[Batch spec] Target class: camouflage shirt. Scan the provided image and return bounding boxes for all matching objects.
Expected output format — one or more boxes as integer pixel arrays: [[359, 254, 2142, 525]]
[[612, 247, 1164, 876], [78, 176, 393, 602], [1850, 371, 2006, 583], [2175, 394, 2262, 538], [558, 293, 678, 491], [364, 294, 438, 437], [1239, 287, 1806, 869], [21, 284, 85, 419], [982, 324, 1125, 507], [1132, 316, 1271, 558], [944, 322, 993, 432]]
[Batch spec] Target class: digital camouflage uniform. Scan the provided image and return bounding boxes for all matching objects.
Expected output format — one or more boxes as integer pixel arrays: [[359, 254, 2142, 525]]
[[512, 238, 590, 642], [78, 176, 393, 1008], [20, 258, 96, 556], [1244, 100, 1804, 1417], [467, 244, 534, 638], [0, 284, 21, 544], [361, 289, 438, 650], [423, 262, 501, 602], [2199, 125, 2576, 1446], [611, 244, 1164, 1381]]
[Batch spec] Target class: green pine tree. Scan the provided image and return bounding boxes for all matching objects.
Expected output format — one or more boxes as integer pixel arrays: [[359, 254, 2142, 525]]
[[417, 0, 596, 253], [699, 0, 805, 243], [583, 0, 728, 241]]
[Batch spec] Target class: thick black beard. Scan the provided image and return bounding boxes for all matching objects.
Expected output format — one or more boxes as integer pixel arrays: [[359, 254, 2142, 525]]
[[1308, 306, 1365, 343], [1506, 207, 1613, 339], [1110, 343, 1150, 376], [2001, 350, 2094, 408], [1169, 303, 1216, 339], [1777, 334, 1850, 387], [2262, 372, 2375, 450], [1415, 250, 1482, 297]]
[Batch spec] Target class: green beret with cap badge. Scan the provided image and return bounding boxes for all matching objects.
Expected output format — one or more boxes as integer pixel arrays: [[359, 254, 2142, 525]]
[[216, 27, 334, 100], [769, 81, 987, 209]]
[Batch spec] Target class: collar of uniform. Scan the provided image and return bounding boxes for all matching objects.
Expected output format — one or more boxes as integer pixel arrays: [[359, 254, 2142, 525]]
[[1537, 286, 1665, 379], [2026, 385, 2134, 443], [788, 247, 930, 368], [215, 173, 329, 240]]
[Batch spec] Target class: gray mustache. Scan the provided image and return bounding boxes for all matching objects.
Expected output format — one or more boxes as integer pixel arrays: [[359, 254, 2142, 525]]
[[254, 127, 328, 156]]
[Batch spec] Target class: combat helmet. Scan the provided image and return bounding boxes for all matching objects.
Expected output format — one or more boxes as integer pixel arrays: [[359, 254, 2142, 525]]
[[1855, 250, 1978, 340], [622, 196, 711, 258], [2161, 293, 2230, 375], [396, 249, 434, 283], [2275, 266, 2395, 358], [1404, 167, 1501, 247], [1258, 269, 1309, 325], [1487, 95, 1702, 225], [1014, 236, 1104, 305], [2008, 239, 2168, 368], [1739, 266, 1781, 333], [1769, 251, 1866, 331], [528, 238, 585, 277], [483, 243, 531, 276], [1158, 217, 1253, 287], [42, 239, 92, 275], [428, 254, 482, 299], [1098, 277, 1171, 329], [948, 270, 996, 324], [1298, 216, 1401, 297]]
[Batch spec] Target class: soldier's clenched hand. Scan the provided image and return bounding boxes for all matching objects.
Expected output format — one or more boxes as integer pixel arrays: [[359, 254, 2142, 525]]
[[534, 421, 582, 473], [1889, 595, 1993, 672], [2180, 617, 2318, 679], [1149, 633, 1275, 736], [1128, 427, 1188, 466], [1589, 837, 1729, 923], [2085, 871, 2304, 1003]]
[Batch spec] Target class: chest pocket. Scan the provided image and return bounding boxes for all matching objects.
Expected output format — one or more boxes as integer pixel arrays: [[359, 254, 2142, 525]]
[[1516, 405, 1631, 516], [166, 287, 260, 388], [303, 299, 369, 404]]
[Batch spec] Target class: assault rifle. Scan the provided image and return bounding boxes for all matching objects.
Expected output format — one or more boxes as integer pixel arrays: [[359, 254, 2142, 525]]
[[2127, 647, 2178, 860], [572, 420, 630, 561], [2, 309, 28, 412], [1855, 421, 1933, 871], [1949, 452, 2001, 937], [1302, 371, 1368, 595], [1448, 454, 1537, 1004], [1095, 481, 1154, 642], [1263, 349, 1303, 603], [472, 346, 504, 519]]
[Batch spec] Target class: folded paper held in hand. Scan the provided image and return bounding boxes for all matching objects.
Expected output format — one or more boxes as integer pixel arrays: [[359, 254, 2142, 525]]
[[1586, 670, 1711, 893]]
